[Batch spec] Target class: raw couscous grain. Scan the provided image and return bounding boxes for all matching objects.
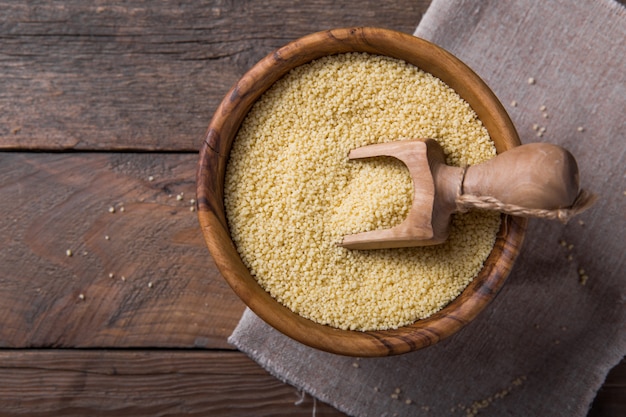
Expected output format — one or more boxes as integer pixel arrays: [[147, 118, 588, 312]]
[[224, 53, 501, 331]]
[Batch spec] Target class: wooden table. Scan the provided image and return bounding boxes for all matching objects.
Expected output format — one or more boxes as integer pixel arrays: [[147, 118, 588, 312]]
[[1, 1, 623, 415]]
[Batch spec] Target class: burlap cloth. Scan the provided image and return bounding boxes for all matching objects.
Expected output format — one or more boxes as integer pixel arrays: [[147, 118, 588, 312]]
[[228, 0, 626, 415]]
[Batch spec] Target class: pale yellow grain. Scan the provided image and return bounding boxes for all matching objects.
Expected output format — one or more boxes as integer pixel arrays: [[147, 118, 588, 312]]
[[224, 53, 500, 331]]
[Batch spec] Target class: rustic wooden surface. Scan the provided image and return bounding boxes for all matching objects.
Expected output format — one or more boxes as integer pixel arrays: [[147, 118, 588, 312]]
[[0, 0, 623, 415]]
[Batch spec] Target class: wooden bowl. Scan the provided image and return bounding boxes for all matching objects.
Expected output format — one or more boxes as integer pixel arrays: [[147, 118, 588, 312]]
[[196, 27, 527, 357]]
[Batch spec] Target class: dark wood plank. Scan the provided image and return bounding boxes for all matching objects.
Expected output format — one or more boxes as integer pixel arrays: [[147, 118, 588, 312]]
[[0, 350, 346, 417], [589, 360, 626, 417], [0, 152, 243, 348], [0, 349, 621, 417], [0, 0, 429, 151]]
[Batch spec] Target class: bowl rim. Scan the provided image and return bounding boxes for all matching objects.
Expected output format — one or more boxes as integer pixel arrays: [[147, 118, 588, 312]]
[[196, 27, 527, 357]]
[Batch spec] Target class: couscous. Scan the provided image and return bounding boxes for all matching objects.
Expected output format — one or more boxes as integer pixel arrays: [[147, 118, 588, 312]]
[[224, 53, 501, 331]]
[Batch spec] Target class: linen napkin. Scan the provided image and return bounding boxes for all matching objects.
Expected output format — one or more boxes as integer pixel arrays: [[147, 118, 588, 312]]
[[229, 0, 626, 416]]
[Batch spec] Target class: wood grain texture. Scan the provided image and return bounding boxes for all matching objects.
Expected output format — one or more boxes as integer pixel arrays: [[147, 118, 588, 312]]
[[0, 0, 623, 414], [0, 350, 346, 417], [0, 0, 427, 151], [0, 349, 623, 417], [0, 152, 244, 348]]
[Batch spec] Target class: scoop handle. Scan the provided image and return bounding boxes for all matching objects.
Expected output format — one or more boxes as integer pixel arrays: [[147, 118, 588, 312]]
[[462, 143, 580, 210]]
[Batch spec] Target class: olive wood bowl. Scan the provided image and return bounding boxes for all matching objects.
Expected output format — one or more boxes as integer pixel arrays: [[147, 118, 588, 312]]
[[196, 27, 527, 357]]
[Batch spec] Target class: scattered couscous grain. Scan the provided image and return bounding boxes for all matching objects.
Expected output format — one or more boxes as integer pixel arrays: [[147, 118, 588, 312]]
[[578, 267, 589, 285], [224, 53, 500, 331], [536, 126, 546, 138], [108, 206, 115, 213], [527, 77, 535, 85], [65, 249, 73, 257], [577, 126, 585, 132], [78, 293, 85, 300], [109, 272, 114, 278], [510, 100, 517, 107], [120, 206, 125, 213], [148, 175, 155, 182], [464, 376, 525, 417], [539, 105, 547, 111]]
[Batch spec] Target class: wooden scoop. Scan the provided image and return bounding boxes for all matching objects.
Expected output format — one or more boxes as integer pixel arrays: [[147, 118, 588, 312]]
[[340, 139, 595, 250]]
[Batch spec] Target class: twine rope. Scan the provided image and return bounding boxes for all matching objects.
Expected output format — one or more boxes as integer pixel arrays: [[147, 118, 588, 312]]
[[454, 166, 597, 223]]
